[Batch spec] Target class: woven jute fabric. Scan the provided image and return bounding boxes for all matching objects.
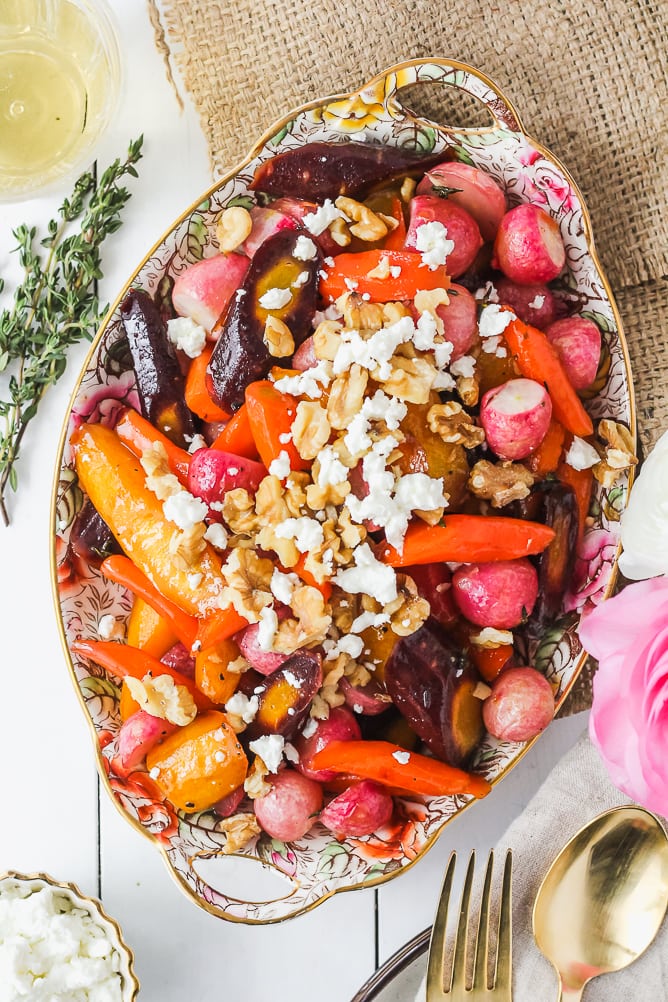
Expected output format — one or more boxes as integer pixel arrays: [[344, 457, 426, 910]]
[[147, 0, 668, 714]]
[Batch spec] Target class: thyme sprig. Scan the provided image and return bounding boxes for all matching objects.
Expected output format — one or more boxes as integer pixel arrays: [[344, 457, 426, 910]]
[[0, 137, 143, 526]]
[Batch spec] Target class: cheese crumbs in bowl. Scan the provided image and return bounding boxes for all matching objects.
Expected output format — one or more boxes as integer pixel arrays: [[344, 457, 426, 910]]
[[0, 873, 139, 1002]]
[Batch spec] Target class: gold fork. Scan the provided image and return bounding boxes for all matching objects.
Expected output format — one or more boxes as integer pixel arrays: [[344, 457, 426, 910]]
[[426, 850, 513, 1002]]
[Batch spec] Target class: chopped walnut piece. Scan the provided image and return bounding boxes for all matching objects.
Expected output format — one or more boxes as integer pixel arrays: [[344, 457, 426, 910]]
[[216, 812, 262, 851], [291, 401, 331, 461], [400, 177, 417, 202], [387, 574, 430, 637], [338, 292, 384, 331], [414, 287, 450, 329], [327, 364, 368, 430], [328, 216, 351, 247], [427, 401, 485, 448], [312, 661, 347, 716], [254, 475, 300, 567], [470, 627, 514, 648], [335, 196, 388, 242], [366, 256, 391, 280], [331, 593, 358, 633], [221, 488, 258, 535], [167, 525, 207, 569], [125, 674, 197, 725], [243, 759, 272, 800], [273, 585, 332, 654], [593, 420, 638, 488], [220, 547, 274, 623], [457, 373, 480, 408], [263, 315, 295, 357], [283, 472, 310, 515], [337, 506, 367, 552], [313, 319, 342, 361], [468, 459, 535, 508], [227, 656, 250, 675], [216, 205, 253, 252], [379, 355, 436, 404], [306, 476, 349, 511], [382, 301, 412, 325]]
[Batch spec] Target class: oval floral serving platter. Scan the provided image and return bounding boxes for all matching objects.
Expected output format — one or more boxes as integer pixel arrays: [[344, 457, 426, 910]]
[[51, 58, 635, 923]]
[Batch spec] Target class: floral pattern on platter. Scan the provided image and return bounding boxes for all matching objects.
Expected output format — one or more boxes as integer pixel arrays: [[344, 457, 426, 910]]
[[52, 59, 635, 923]]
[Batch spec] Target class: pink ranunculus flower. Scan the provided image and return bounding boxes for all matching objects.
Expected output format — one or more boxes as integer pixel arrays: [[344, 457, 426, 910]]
[[579, 577, 668, 814]]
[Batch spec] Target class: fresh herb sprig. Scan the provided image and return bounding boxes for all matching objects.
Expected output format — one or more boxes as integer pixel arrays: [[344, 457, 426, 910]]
[[0, 137, 143, 526]]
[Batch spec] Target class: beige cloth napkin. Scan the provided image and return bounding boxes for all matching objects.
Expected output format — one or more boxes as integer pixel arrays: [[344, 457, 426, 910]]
[[416, 732, 668, 1000]]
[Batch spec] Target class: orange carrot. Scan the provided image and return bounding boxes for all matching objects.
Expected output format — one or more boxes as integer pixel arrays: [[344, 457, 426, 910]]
[[292, 553, 333, 600], [319, 250, 451, 303], [210, 404, 259, 460], [381, 196, 407, 251], [470, 644, 513, 683], [244, 380, 308, 471], [527, 419, 566, 477], [196, 607, 248, 652], [557, 459, 594, 546], [311, 740, 491, 799], [185, 346, 231, 423], [115, 408, 191, 483], [126, 597, 177, 659], [195, 639, 241, 705], [72, 638, 213, 712], [101, 555, 198, 651], [502, 316, 593, 437], [380, 515, 556, 567]]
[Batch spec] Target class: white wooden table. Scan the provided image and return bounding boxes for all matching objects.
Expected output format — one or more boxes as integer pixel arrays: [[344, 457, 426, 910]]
[[0, 3, 588, 997]]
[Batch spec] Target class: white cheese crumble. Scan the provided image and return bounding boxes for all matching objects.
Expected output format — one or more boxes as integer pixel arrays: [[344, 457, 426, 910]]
[[268, 450, 291, 479], [315, 445, 349, 488], [565, 436, 601, 471], [450, 354, 477, 379], [293, 235, 318, 260], [186, 433, 207, 454], [270, 568, 300, 605], [166, 316, 207, 357], [204, 522, 228, 550], [479, 304, 516, 339], [257, 606, 279, 651], [97, 615, 124, 642], [225, 692, 260, 724], [333, 316, 415, 381], [481, 335, 502, 354], [162, 490, 208, 531], [344, 391, 407, 455], [249, 734, 285, 773], [350, 610, 390, 633], [301, 717, 318, 739], [334, 543, 398, 605], [258, 287, 292, 310], [474, 281, 499, 303], [0, 884, 125, 1002], [302, 199, 348, 236], [528, 294, 545, 309], [283, 742, 300, 764], [336, 634, 364, 659], [187, 572, 203, 589], [292, 270, 310, 289], [273, 359, 333, 398], [389, 265, 402, 278], [278, 431, 292, 445], [414, 221, 455, 270], [275, 516, 324, 553], [392, 750, 411, 765]]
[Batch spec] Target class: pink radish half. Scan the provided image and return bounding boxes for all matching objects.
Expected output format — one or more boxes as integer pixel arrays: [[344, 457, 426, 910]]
[[253, 769, 323, 842], [172, 253, 250, 331], [494, 278, 558, 329], [236, 621, 289, 676], [545, 317, 602, 390], [294, 707, 361, 782], [452, 559, 538, 629], [435, 283, 478, 360], [480, 377, 552, 460], [117, 710, 179, 774], [493, 204, 565, 284], [319, 780, 393, 837], [240, 206, 298, 257], [483, 667, 555, 742], [417, 162, 507, 241], [405, 195, 483, 278], [187, 448, 267, 508]]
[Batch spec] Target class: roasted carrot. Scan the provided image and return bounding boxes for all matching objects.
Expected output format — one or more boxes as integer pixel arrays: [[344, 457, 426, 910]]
[[310, 740, 491, 799], [557, 459, 594, 546], [126, 597, 177, 659], [185, 345, 231, 423], [196, 606, 248, 652], [210, 404, 259, 460], [470, 644, 513, 683], [502, 316, 593, 437], [527, 419, 566, 477], [115, 408, 191, 483], [72, 638, 214, 712], [380, 515, 556, 567], [101, 555, 198, 651], [380, 196, 407, 251], [319, 250, 451, 303], [195, 638, 241, 705], [244, 380, 308, 471]]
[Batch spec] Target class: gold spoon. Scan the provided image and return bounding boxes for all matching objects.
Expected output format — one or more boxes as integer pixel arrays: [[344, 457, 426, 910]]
[[532, 805, 668, 1001]]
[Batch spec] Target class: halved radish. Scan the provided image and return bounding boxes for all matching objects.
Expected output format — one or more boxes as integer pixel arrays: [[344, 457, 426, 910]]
[[253, 769, 323, 841], [545, 316, 602, 390], [172, 253, 250, 332], [452, 559, 538, 629], [319, 780, 393, 837], [117, 710, 179, 774], [493, 204, 565, 284], [480, 377, 552, 459], [417, 163, 506, 241], [240, 206, 298, 257], [494, 277, 558, 329], [405, 195, 483, 278], [187, 448, 267, 509], [435, 283, 478, 360]]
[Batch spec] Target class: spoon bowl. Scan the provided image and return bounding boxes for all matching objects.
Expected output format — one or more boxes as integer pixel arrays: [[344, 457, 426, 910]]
[[532, 805, 668, 1001]]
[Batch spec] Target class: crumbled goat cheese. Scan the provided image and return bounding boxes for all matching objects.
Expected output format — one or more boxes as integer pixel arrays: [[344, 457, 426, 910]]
[[258, 287, 292, 310], [273, 359, 332, 398], [249, 734, 285, 773], [301, 717, 318, 739], [278, 431, 292, 444], [270, 568, 300, 605], [333, 316, 415, 381], [283, 742, 300, 764], [315, 445, 349, 488], [389, 265, 402, 278], [268, 450, 292, 479], [225, 692, 260, 724], [414, 221, 455, 269], [392, 750, 411, 765], [474, 281, 499, 303], [293, 235, 318, 260], [350, 610, 390, 633], [495, 345, 508, 358], [479, 304, 515, 339], [162, 490, 208, 531], [0, 884, 125, 1002], [166, 316, 207, 357], [302, 199, 348, 236], [313, 304, 342, 326], [450, 355, 477, 379], [257, 606, 279, 651], [275, 516, 325, 553], [186, 433, 207, 454], [97, 615, 124, 642], [565, 436, 601, 471], [344, 391, 407, 455], [204, 522, 228, 550], [334, 543, 398, 605], [336, 634, 364, 659], [292, 271, 310, 289], [187, 572, 203, 589], [528, 294, 545, 309], [481, 335, 502, 354], [344, 277, 359, 291]]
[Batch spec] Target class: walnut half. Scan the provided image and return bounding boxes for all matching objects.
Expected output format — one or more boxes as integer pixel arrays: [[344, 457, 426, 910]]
[[468, 459, 535, 508], [593, 419, 637, 488], [427, 401, 485, 449]]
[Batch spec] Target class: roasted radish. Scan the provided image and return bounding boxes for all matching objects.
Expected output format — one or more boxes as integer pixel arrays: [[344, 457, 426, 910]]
[[493, 204, 565, 284], [172, 253, 251, 332], [294, 706, 362, 782], [494, 278, 558, 329], [417, 162, 506, 241], [480, 377, 552, 460], [482, 666, 555, 741], [319, 780, 393, 837], [253, 769, 323, 841], [452, 559, 538, 629], [545, 316, 602, 390], [405, 195, 483, 278]]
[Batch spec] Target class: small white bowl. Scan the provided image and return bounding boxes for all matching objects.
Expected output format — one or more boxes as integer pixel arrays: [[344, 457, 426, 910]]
[[0, 871, 139, 1001]]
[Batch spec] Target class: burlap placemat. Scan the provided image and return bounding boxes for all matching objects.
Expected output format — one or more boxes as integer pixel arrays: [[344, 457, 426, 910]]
[[147, 0, 668, 713]]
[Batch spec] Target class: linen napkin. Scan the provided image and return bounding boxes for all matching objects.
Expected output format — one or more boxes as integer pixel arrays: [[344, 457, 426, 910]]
[[415, 732, 668, 1000]]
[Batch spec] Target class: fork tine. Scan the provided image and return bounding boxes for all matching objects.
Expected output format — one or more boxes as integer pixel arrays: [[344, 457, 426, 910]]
[[450, 851, 476, 993], [426, 852, 457, 999], [471, 850, 494, 990], [493, 849, 513, 992]]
